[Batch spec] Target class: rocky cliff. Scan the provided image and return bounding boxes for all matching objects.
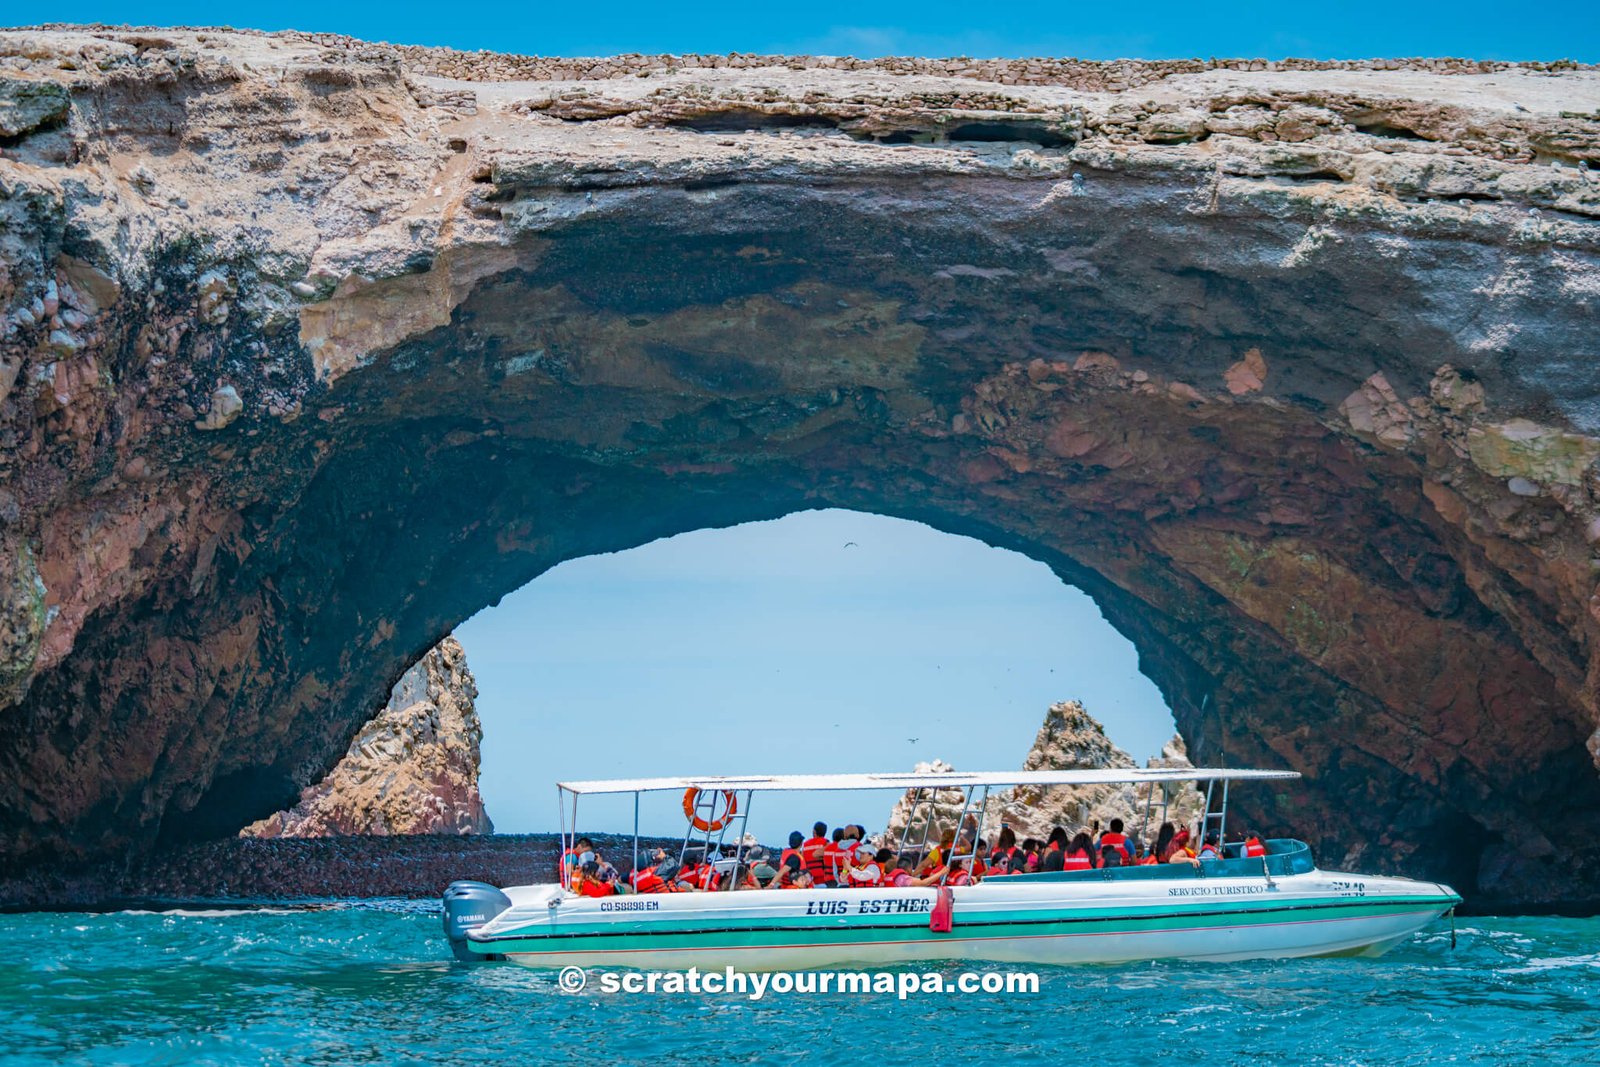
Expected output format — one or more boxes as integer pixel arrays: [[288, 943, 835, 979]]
[[1, 26, 1599, 908], [884, 702, 1205, 846], [241, 635, 491, 838]]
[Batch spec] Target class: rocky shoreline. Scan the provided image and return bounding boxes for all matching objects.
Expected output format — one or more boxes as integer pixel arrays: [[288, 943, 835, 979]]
[[0, 833, 679, 910]]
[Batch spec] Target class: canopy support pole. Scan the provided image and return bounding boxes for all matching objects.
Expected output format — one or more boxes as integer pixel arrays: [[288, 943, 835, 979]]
[[1219, 779, 1231, 850], [970, 785, 991, 876], [897, 787, 923, 862], [727, 790, 754, 891], [632, 791, 640, 884], [557, 786, 567, 889]]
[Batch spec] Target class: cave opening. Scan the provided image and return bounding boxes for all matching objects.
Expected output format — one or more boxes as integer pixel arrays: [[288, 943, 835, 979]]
[[454, 508, 1179, 843]]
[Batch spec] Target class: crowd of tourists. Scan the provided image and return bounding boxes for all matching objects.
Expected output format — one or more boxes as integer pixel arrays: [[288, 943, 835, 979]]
[[563, 817, 1269, 897]]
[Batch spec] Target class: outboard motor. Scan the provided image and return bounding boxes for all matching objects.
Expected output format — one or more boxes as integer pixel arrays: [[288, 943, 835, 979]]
[[442, 880, 512, 962]]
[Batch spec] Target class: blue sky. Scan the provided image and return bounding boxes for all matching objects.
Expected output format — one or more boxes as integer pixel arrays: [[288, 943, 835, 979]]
[[459, 510, 1176, 840], [22, 2, 1600, 61]]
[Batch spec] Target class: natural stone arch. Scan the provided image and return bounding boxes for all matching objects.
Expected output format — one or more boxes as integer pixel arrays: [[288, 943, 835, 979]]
[[2, 27, 1599, 909]]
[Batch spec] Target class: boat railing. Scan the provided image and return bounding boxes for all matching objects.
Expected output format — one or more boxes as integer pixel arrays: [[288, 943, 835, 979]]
[[1003, 839, 1315, 884]]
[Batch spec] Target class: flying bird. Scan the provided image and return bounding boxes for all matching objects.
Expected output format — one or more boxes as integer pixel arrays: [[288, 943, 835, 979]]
[[843, 541, 858, 548]]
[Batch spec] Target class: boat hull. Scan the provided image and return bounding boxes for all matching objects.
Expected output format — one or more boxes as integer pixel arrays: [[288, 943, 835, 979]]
[[463, 869, 1459, 970]]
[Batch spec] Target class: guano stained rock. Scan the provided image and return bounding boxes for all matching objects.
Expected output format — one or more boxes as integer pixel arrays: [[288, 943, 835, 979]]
[[241, 636, 492, 838]]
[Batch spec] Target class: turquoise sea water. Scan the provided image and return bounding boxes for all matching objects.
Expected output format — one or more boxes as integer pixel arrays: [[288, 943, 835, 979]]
[[2, 903, 1596, 1066]]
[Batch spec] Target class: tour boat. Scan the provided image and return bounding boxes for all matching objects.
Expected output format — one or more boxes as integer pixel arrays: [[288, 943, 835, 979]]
[[441, 769, 1461, 969]]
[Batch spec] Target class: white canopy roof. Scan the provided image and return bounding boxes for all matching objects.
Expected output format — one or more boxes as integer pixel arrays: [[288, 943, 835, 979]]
[[557, 768, 1300, 796]]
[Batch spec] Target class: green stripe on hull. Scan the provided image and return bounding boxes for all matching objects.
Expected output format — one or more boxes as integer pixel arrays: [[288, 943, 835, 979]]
[[470, 897, 1449, 957]]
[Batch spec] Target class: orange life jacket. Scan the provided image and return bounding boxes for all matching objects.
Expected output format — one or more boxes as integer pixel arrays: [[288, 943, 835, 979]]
[[801, 837, 831, 882], [1244, 837, 1266, 858], [696, 864, 721, 891]]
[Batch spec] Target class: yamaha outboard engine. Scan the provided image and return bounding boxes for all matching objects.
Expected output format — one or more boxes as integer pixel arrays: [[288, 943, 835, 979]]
[[442, 880, 511, 962]]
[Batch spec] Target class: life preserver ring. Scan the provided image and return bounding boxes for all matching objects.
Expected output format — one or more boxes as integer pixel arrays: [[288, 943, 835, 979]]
[[681, 788, 738, 832]]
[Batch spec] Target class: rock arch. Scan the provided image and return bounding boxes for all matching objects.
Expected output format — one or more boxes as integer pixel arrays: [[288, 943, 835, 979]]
[[2, 27, 1599, 908]]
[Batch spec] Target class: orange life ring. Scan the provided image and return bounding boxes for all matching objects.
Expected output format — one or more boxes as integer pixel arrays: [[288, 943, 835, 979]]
[[682, 788, 738, 833]]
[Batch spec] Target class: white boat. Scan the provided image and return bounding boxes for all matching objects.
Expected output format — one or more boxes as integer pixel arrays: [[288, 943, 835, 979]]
[[442, 768, 1461, 969]]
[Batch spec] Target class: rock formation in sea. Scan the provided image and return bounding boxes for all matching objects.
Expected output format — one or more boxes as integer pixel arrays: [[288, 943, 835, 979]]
[[240, 636, 492, 838], [1, 26, 1599, 909], [883, 702, 1205, 848]]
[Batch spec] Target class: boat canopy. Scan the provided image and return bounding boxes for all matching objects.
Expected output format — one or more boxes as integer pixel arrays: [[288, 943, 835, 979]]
[[557, 767, 1300, 796]]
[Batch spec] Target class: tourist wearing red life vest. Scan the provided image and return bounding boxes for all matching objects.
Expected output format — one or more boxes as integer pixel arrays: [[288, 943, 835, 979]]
[[696, 857, 722, 892], [560, 836, 595, 883], [1243, 833, 1267, 858], [1062, 831, 1096, 871], [572, 861, 616, 897], [776, 831, 806, 888], [844, 847, 890, 888], [917, 830, 955, 879], [822, 829, 850, 886], [990, 827, 1021, 875], [1098, 818, 1134, 864], [970, 841, 992, 880], [800, 822, 832, 885], [674, 850, 713, 891], [944, 856, 973, 886]]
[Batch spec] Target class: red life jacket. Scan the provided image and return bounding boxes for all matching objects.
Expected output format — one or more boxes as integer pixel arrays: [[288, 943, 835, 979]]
[[822, 842, 848, 885], [972, 858, 988, 879], [883, 866, 908, 885], [578, 879, 613, 898], [1061, 848, 1094, 871], [1244, 837, 1266, 858], [1100, 832, 1132, 862], [947, 867, 971, 886], [633, 869, 671, 893], [848, 864, 882, 888], [697, 864, 721, 892], [801, 837, 831, 882]]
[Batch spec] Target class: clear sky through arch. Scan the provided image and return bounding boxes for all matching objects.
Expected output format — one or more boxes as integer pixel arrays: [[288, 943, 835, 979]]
[[456, 509, 1178, 843]]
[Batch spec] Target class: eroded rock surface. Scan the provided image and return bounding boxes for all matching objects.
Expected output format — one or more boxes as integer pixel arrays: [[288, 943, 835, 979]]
[[1, 26, 1599, 908], [241, 636, 491, 838], [883, 702, 1205, 847]]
